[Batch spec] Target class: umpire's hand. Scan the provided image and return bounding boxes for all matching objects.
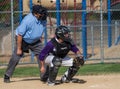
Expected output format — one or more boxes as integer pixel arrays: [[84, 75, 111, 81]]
[[17, 48, 22, 55]]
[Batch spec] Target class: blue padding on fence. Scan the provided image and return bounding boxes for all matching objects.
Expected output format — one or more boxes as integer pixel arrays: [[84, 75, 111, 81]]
[[56, 0, 61, 26], [82, 0, 87, 60]]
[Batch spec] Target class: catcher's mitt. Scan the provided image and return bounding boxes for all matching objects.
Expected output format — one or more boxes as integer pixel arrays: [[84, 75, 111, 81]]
[[74, 56, 84, 66]]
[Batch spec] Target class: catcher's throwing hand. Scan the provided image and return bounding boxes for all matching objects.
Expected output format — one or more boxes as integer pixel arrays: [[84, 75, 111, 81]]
[[74, 56, 84, 66], [40, 66, 45, 73]]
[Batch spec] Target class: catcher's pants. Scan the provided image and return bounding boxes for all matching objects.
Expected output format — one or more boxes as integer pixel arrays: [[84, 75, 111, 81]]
[[40, 54, 74, 81], [5, 41, 43, 77], [45, 55, 73, 67]]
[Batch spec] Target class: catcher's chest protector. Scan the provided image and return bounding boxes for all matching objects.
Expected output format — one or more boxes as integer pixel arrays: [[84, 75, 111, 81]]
[[51, 38, 71, 58]]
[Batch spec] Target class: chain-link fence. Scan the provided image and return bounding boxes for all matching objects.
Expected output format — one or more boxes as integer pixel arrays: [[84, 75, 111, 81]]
[[0, 0, 120, 66]]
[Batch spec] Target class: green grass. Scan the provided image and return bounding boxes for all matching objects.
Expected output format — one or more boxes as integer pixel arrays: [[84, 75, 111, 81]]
[[0, 63, 120, 78]]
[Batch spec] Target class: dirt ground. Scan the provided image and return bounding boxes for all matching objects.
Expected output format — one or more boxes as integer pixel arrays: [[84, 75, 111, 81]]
[[0, 74, 120, 89]]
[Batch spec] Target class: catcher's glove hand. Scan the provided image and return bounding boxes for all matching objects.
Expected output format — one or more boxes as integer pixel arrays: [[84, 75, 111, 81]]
[[74, 56, 84, 66]]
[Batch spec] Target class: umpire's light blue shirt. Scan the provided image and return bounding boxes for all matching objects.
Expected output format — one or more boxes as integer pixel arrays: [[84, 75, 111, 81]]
[[16, 13, 46, 44]]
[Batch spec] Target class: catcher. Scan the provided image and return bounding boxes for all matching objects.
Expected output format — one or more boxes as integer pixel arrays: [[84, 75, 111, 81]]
[[39, 25, 84, 86]]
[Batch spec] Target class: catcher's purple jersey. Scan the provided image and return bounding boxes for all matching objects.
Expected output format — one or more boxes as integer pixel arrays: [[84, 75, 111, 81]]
[[39, 38, 79, 61]]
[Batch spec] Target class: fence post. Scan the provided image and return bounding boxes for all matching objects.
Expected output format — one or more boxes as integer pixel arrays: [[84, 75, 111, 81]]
[[115, 21, 120, 45], [29, 0, 35, 62], [91, 25, 95, 56], [29, 0, 33, 11], [82, 0, 87, 59], [107, 0, 112, 47], [19, 0, 23, 23], [56, 0, 61, 26], [115, 21, 118, 45], [11, 0, 14, 53], [100, 0, 104, 63]]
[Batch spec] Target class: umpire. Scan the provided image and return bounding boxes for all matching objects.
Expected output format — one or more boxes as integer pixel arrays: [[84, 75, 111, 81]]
[[4, 5, 48, 83]]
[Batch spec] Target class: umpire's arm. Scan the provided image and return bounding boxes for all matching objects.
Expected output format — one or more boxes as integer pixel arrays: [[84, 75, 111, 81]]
[[16, 35, 23, 55]]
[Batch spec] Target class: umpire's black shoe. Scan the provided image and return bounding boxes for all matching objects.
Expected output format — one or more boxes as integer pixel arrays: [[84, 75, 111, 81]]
[[4, 75, 10, 83]]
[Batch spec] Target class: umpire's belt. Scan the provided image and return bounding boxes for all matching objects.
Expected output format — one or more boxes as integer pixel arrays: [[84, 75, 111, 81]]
[[29, 40, 41, 46]]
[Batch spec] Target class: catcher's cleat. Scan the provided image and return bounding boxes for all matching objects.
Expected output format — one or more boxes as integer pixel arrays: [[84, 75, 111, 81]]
[[61, 75, 70, 83], [61, 76, 85, 83], [55, 80, 62, 85], [71, 78, 80, 83], [47, 80, 61, 86], [71, 78, 87, 83], [47, 79, 55, 86], [4, 75, 10, 83], [47, 82, 55, 86]]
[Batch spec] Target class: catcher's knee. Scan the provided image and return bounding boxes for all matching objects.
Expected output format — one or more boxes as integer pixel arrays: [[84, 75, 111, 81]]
[[52, 56, 62, 67]]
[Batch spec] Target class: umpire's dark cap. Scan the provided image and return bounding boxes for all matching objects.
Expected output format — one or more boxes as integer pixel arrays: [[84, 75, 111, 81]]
[[32, 5, 47, 15]]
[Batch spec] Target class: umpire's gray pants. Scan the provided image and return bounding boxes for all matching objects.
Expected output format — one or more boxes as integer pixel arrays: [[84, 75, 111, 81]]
[[5, 41, 43, 77]]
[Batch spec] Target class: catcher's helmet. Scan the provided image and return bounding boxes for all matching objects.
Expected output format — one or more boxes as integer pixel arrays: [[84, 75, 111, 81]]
[[55, 25, 71, 42]]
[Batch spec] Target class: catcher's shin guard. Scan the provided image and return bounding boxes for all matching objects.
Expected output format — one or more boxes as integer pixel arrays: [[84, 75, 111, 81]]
[[47, 56, 62, 83], [61, 66, 80, 82], [48, 66, 60, 83], [40, 65, 49, 82]]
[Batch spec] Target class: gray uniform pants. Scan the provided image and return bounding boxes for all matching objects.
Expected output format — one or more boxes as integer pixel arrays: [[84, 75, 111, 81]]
[[5, 40, 43, 77]]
